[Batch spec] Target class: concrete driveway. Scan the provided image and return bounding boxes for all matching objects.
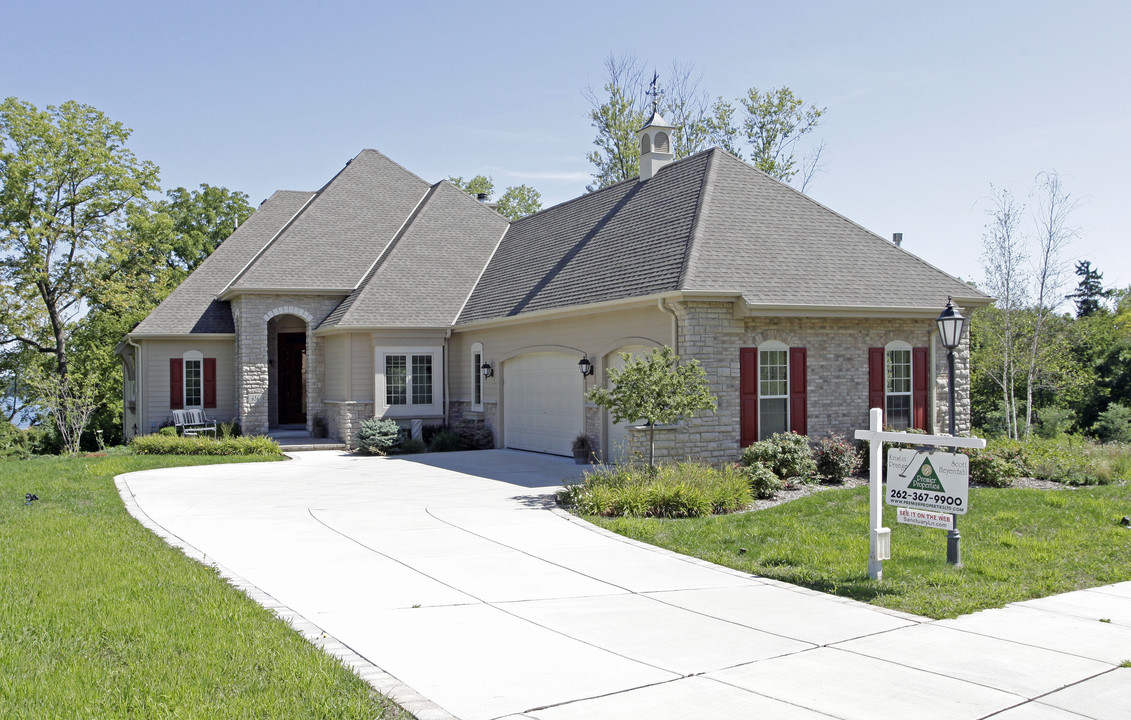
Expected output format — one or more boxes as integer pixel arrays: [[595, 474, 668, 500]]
[[118, 450, 1130, 720]]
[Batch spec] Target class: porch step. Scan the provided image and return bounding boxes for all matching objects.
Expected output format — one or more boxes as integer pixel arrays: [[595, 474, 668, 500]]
[[277, 439, 348, 452]]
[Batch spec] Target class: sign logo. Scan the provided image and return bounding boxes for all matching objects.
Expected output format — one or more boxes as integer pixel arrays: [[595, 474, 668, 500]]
[[907, 456, 945, 492]]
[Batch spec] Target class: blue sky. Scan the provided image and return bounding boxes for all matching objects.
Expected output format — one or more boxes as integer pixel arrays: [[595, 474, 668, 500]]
[[6, 0, 1129, 294]]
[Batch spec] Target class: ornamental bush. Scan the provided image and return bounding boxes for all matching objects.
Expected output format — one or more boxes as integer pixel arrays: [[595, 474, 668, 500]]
[[453, 420, 494, 450], [558, 462, 751, 518], [963, 448, 1018, 488], [355, 418, 402, 455], [812, 433, 860, 484], [740, 432, 816, 482], [428, 430, 464, 453], [130, 434, 281, 456], [740, 462, 783, 499]]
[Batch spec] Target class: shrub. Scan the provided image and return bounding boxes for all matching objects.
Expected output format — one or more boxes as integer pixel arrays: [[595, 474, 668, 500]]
[[1092, 404, 1131, 444], [217, 420, 241, 439], [158, 425, 178, 437], [421, 423, 446, 444], [355, 418, 402, 455], [740, 432, 816, 481], [397, 438, 427, 454], [453, 420, 494, 450], [740, 462, 783, 499], [964, 448, 1018, 488], [1035, 407, 1075, 439], [130, 434, 281, 456], [428, 430, 464, 453], [812, 433, 860, 483], [559, 462, 751, 518]]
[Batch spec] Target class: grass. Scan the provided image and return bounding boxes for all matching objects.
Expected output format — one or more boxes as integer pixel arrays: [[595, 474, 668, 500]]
[[588, 482, 1131, 619], [0, 454, 410, 720]]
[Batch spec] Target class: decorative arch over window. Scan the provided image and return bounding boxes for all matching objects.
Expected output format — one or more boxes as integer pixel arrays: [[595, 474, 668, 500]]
[[170, 350, 216, 410]]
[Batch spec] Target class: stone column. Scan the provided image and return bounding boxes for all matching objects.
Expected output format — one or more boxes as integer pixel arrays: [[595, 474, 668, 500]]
[[233, 297, 269, 435]]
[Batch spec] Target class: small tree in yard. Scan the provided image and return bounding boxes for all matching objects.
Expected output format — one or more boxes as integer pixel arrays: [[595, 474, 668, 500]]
[[586, 346, 716, 468]]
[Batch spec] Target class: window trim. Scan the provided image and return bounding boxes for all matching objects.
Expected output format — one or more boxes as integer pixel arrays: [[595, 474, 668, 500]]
[[471, 342, 484, 412], [377, 346, 442, 416], [182, 350, 204, 410], [757, 341, 789, 441], [885, 341, 913, 430]]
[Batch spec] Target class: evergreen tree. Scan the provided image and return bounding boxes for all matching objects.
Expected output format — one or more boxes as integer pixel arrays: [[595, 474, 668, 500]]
[[1065, 260, 1111, 318]]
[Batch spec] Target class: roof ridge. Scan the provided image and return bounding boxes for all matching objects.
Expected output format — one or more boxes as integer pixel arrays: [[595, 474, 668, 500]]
[[677, 149, 718, 289], [711, 152, 989, 299], [356, 148, 432, 188], [328, 182, 441, 328]]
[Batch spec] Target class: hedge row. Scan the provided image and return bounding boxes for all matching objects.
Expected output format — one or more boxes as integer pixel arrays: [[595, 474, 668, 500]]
[[130, 434, 282, 456]]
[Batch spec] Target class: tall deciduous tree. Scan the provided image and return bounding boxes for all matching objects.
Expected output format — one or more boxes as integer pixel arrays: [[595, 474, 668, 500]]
[[449, 175, 542, 220], [586, 346, 717, 468], [584, 53, 827, 191], [1021, 171, 1077, 436], [978, 185, 1028, 440], [0, 98, 159, 451]]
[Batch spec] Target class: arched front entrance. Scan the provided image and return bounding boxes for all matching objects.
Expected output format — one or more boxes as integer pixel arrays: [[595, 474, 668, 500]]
[[268, 314, 307, 427]]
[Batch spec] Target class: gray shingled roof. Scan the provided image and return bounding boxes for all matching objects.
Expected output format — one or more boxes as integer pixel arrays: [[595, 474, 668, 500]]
[[228, 150, 431, 292], [457, 151, 710, 323], [320, 181, 508, 329], [683, 151, 982, 308], [131, 190, 315, 335], [458, 149, 986, 324]]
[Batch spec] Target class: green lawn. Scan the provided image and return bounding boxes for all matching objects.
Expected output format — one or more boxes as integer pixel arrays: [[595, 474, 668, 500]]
[[589, 482, 1131, 619], [0, 454, 410, 720]]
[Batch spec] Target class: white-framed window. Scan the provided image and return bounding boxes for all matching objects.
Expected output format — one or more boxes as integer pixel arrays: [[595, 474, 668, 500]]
[[471, 342, 484, 412], [379, 347, 441, 414], [885, 342, 913, 430], [183, 350, 203, 409], [758, 341, 789, 440]]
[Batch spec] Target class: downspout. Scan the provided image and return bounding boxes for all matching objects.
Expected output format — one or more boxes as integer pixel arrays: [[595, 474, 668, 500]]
[[658, 298, 679, 354], [128, 336, 143, 438], [928, 328, 938, 435], [443, 328, 452, 424]]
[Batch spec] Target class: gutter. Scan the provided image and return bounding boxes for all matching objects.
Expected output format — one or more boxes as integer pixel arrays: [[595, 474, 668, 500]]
[[658, 298, 679, 355]]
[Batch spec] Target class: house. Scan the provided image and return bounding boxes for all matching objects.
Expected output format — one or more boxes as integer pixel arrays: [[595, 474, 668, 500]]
[[118, 115, 990, 462]]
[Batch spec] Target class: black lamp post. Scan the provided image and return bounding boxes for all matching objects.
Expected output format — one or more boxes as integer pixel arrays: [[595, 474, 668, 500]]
[[937, 296, 967, 565]]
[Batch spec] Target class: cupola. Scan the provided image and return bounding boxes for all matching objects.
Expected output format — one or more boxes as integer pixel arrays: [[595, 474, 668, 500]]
[[638, 74, 674, 180]]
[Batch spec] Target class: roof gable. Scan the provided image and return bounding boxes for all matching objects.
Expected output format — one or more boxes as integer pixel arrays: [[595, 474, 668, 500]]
[[228, 149, 431, 293], [132, 190, 315, 335], [320, 181, 509, 329]]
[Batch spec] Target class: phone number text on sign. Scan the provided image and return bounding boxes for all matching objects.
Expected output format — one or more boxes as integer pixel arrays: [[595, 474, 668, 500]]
[[885, 449, 969, 515]]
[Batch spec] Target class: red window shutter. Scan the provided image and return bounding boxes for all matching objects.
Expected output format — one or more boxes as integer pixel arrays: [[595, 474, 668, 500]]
[[169, 358, 184, 410], [739, 348, 758, 447], [203, 358, 217, 409], [868, 347, 885, 421], [789, 347, 807, 436], [913, 346, 929, 431]]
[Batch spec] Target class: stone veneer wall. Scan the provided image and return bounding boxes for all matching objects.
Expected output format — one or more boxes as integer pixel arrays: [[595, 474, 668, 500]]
[[634, 301, 972, 465], [230, 295, 344, 436], [448, 400, 501, 448], [324, 401, 375, 449]]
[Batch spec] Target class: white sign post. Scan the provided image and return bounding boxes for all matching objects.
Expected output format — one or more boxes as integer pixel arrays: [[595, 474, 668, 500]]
[[855, 408, 986, 581]]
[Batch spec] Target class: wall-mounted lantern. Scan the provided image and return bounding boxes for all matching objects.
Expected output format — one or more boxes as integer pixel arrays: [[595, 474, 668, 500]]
[[480, 362, 494, 378], [578, 357, 593, 376]]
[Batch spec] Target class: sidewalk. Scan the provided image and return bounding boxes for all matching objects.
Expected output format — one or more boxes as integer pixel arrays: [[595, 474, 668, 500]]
[[117, 450, 1131, 720]]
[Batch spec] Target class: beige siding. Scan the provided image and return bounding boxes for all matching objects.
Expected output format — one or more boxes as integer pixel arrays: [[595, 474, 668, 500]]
[[350, 333, 374, 401], [449, 304, 672, 456], [140, 338, 236, 433], [324, 334, 347, 400]]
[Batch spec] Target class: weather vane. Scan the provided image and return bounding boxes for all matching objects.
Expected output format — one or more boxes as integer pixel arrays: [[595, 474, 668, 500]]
[[646, 71, 663, 113]]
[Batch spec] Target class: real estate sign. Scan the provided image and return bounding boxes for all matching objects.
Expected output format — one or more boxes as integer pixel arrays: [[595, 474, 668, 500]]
[[886, 449, 969, 515]]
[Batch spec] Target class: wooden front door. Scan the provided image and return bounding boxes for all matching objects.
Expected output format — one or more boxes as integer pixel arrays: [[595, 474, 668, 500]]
[[278, 332, 306, 425]]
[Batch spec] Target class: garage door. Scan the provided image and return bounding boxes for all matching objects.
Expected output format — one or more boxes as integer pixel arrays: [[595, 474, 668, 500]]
[[606, 345, 652, 464], [504, 352, 584, 456]]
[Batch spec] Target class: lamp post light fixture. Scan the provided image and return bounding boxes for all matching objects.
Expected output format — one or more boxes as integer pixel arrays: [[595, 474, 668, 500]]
[[480, 362, 493, 379], [936, 296, 968, 566], [577, 357, 593, 376]]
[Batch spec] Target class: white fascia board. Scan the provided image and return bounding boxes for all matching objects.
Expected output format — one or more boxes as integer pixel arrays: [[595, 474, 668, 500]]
[[453, 291, 740, 332], [127, 333, 236, 340], [741, 299, 993, 319]]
